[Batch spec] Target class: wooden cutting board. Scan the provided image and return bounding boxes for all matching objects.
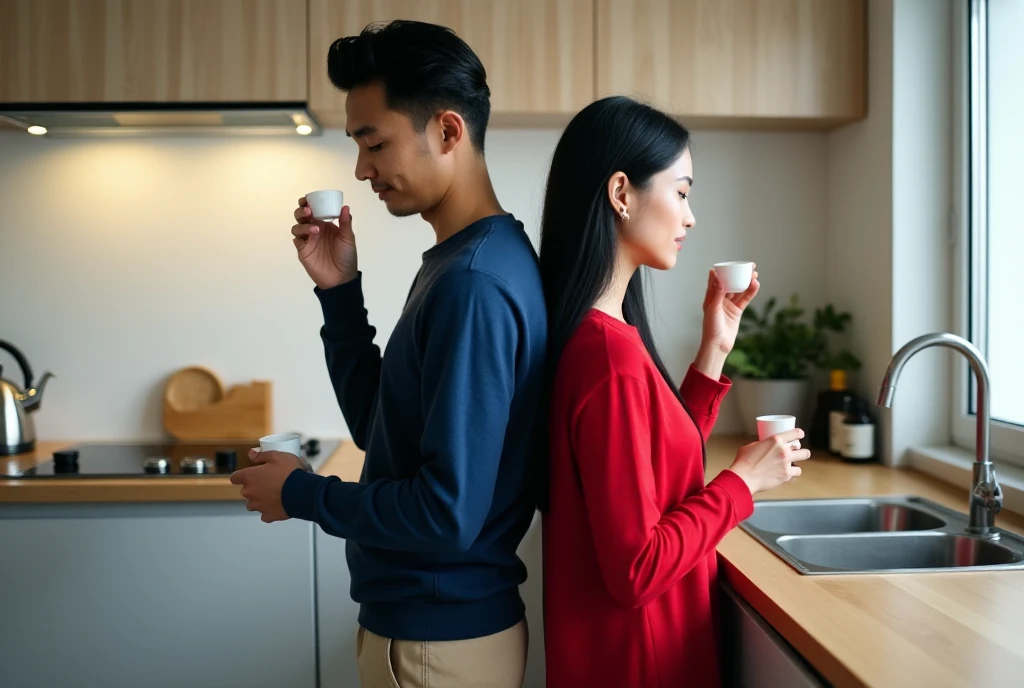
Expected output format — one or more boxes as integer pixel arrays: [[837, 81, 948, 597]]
[[162, 366, 272, 439]]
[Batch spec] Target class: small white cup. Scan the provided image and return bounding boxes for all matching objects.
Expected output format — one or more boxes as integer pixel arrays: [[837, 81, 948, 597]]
[[259, 432, 302, 456], [756, 414, 796, 441], [305, 189, 344, 221], [714, 261, 754, 293], [258, 432, 312, 471]]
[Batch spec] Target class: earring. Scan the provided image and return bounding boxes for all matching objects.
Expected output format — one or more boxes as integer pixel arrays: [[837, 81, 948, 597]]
[[619, 208, 630, 221]]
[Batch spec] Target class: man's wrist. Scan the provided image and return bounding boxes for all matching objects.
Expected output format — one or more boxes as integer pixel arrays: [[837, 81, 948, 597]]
[[281, 468, 321, 521], [316, 272, 358, 291]]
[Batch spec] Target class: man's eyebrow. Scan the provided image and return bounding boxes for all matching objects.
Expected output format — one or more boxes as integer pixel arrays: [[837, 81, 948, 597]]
[[346, 125, 378, 139]]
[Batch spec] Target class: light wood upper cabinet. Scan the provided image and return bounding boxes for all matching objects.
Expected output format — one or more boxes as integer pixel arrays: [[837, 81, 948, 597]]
[[308, 0, 595, 127], [0, 0, 307, 103], [596, 0, 866, 126], [0, 0, 867, 129]]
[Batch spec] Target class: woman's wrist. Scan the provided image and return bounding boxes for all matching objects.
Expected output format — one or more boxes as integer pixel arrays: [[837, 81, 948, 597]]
[[693, 342, 729, 380], [729, 464, 758, 495]]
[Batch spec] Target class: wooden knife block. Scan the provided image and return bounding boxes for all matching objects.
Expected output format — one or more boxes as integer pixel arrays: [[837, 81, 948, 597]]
[[162, 366, 272, 440]]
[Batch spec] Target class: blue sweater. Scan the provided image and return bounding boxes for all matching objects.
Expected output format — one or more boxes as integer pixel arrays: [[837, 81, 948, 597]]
[[282, 214, 547, 641]]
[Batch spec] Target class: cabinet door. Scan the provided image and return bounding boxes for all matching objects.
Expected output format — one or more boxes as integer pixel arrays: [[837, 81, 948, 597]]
[[308, 0, 595, 127], [0, 0, 307, 103], [596, 0, 865, 126], [719, 583, 825, 687], [0, 502, 317, 688]]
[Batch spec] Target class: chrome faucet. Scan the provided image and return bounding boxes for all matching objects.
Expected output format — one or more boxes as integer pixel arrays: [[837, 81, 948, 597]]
[[878, 332, 1003, 538]]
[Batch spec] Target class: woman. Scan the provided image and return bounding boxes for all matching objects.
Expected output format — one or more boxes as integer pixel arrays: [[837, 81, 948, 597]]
[[539, 96, 809, 687]]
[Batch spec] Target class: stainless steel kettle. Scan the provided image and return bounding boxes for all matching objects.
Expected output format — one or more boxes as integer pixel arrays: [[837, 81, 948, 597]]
[[0, 340, 54, 455]]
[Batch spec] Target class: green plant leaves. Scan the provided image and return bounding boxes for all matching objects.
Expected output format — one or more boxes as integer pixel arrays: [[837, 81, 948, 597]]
[[724, 294, 861, 380], [818, 348, 862, 372]]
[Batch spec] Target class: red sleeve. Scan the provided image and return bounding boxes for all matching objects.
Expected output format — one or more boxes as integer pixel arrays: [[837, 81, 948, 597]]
[[679, 363, 731, 439], [573, 374, 755, 609]]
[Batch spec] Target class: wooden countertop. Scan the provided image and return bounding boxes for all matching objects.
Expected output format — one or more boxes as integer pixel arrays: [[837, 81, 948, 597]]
[[0, 439, 364, 503], [705, 436, 1024, 688]]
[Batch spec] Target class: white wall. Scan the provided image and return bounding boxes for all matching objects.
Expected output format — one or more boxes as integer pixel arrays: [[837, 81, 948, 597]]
[[826, 0, 954, 466], [825, 0, 894, 414], [890, 0, 953, 462], [0, 127, 828, 440]]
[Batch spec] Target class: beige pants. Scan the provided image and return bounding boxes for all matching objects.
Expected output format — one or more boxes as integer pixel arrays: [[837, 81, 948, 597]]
[[355, 619, 528, 688]]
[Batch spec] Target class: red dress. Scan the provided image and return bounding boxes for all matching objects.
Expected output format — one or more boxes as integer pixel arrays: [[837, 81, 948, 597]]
[[543, 310, 755, 687]]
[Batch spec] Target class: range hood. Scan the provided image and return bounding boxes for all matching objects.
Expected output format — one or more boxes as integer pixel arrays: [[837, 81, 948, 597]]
[[0, 102, 322, 137]]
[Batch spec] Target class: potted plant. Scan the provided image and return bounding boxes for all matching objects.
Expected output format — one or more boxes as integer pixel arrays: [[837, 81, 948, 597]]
[[724, 294, 860, 436]]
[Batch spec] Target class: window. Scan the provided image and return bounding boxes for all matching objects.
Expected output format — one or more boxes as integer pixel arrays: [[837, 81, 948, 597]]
[[955, 0, 1024, 464]]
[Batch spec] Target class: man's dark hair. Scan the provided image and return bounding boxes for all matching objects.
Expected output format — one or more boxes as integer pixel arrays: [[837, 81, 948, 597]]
[[327, 20, 491, 152]]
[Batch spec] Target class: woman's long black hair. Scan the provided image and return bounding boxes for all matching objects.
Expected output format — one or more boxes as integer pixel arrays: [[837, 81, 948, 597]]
[[533, 96, 695, 512]]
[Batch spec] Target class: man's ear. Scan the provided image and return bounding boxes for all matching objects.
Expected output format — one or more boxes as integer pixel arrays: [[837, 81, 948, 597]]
[[438, 110, 466, 153]]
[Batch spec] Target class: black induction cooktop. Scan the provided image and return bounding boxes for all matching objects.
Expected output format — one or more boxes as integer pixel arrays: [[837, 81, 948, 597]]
[[8, 437, 339, 478]]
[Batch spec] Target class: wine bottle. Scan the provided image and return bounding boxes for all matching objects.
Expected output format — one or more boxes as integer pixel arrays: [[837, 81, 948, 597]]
[[840, 398, 876, 462], [809, 369, 854, 453]]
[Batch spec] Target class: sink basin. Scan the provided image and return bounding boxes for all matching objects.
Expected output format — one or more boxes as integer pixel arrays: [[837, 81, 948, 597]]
[[739, 495, 1024, 575], [743, 498, 946, 535], [776, 533, 1024, 573]]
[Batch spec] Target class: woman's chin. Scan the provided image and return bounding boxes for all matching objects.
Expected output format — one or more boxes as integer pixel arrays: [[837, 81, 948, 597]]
[[647, 253, 678, 271]]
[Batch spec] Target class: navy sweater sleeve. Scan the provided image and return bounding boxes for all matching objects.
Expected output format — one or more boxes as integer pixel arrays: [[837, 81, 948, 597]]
[[283, 270, 519, 553], [315, 272, 382, 450]]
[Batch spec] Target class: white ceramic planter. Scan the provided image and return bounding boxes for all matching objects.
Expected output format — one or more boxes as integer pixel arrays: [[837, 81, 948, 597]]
[[732, 378, 811, 437]]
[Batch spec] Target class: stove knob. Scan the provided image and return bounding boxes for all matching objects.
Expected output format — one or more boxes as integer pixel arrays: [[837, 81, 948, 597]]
[[144, 457, 170, 474], [181, 457, 211, 475], [304, 438, 320, 456], [53, 449, 79, 468], [215, 450, 237, 470]]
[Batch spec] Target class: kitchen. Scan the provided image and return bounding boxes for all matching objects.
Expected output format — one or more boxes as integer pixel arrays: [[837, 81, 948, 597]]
[[2, 1, 1023, 687]]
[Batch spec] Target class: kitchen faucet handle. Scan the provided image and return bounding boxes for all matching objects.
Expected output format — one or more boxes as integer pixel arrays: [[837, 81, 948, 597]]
[[974, 479, 1004, 513]]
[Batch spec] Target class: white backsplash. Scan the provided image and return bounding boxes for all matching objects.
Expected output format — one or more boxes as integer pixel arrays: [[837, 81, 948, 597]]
[[0, 126, 828, 440]]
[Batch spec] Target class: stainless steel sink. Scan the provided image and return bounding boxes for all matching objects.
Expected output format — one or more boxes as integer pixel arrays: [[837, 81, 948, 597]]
[[739, 495, 1024, 574], [744, 497, 946, 535], [777, 533, 1023, 573]]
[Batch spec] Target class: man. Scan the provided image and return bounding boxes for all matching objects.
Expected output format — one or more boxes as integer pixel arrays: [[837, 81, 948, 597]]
[[230, 20, 546, 688]]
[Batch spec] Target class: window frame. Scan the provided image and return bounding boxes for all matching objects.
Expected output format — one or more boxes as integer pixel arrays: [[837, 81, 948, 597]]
[[951, 0, 1024, 465]]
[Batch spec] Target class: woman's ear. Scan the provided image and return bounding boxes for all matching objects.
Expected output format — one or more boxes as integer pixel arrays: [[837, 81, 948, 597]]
[[607, 172, 631, 220]]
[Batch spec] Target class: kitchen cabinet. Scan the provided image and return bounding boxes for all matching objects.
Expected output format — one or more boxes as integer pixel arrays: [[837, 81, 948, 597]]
[[315, 526, 362, 688], [0, 502, 317, 688], [595, 0, 866, 127], [0, 0, 307, 103], [307, 0, 595, 128], [719, 583, 825, 688], [1, 0, 867, 130]]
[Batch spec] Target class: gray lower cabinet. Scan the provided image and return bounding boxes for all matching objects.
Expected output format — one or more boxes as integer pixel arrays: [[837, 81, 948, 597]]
[[314, 525, 360, 688], [720, 582, 827, 688], [0, 502, 825, 688], [0, 502, 317, 688]]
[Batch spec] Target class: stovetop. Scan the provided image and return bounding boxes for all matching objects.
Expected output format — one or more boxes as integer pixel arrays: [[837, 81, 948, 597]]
[[8, 437, 339, 478]]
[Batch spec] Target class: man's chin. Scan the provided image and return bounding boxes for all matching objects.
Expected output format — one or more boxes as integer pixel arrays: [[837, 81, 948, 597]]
[[384, 199, 420, 218]]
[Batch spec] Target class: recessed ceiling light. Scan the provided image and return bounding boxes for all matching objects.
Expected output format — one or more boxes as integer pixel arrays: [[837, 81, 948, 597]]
[[296, 124, 313, 136], [27, 125, 47, 135]]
